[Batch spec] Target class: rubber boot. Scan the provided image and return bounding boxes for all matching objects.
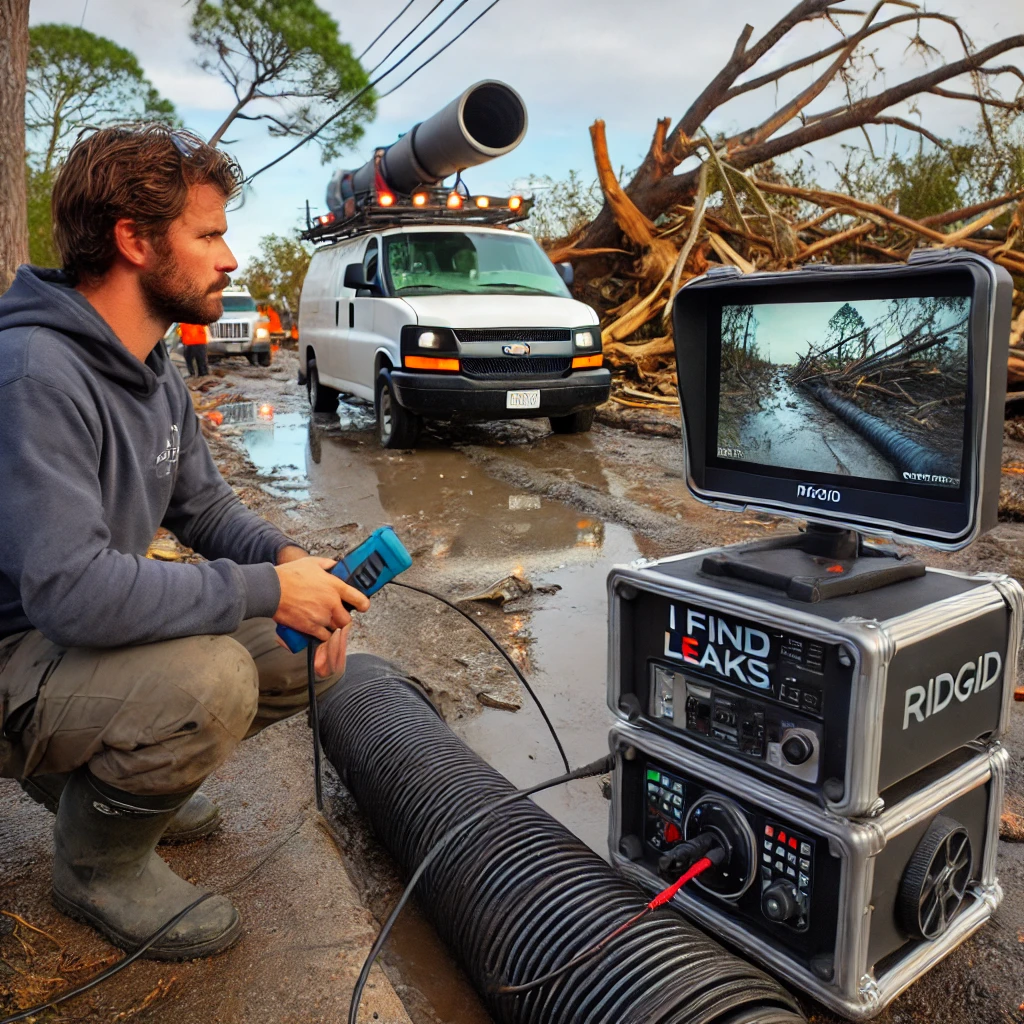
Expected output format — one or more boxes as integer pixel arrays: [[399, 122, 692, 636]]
[[51, 768, 241, 960], [20, 773, 221, 844]]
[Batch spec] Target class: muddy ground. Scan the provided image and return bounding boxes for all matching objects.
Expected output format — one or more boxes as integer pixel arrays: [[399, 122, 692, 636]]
[[2, 346, 1023, 1024]]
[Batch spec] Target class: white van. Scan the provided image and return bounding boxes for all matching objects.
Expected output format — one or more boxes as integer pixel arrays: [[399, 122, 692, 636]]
[[296, 224, 610, 448]]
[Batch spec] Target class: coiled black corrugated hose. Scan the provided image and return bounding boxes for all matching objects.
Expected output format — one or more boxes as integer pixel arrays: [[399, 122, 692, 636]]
[[320, 662, 806, 1024]]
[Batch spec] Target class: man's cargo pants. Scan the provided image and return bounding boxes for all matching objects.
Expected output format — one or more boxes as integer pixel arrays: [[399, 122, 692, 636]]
[[0, 619, 342, 796]]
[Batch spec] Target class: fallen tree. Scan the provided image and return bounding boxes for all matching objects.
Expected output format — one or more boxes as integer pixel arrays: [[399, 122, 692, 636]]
[[544, 0, 1024, 405]]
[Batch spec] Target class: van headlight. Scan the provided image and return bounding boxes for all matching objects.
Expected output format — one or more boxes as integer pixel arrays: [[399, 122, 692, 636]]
[[400, 326, 459, 355], [574, 329, 598, 349]]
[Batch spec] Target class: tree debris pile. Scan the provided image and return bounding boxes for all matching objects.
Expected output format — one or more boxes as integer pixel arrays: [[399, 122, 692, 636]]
[[542, 0, 1024, 411]]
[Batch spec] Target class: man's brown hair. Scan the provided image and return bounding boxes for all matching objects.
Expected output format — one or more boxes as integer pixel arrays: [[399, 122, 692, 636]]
[[52, 125, 243, 283]]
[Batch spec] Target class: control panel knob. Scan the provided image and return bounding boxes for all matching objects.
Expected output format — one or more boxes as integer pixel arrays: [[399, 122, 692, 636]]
[[781, 732, 814, 766], [762, 880, 801, 923]]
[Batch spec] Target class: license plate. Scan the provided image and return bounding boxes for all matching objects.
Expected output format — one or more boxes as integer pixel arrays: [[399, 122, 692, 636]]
[[506, 389, 540, 410], [224, 343, 245, 353]]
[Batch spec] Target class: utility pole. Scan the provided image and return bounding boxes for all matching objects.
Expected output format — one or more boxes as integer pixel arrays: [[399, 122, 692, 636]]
[[0, 0, 30, 294]]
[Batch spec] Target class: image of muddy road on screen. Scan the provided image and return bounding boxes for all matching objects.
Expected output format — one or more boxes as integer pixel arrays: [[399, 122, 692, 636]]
[[716, 295, 970, 488]]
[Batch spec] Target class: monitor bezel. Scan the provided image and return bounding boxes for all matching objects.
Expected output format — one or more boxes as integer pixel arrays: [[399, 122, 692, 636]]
[[674, 254, 1009, 549]]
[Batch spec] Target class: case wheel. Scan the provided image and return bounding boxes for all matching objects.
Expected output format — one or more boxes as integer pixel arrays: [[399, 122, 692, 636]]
[[897, 814, 972, 941]]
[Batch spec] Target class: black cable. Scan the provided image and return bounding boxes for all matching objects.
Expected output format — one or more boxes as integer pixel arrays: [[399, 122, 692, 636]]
[[244, 0, 505, 183], [0, 893, 214, 1024], [357, 0, 418, 60], [375, 0, 503, 101], [367, 0, 448, 76], [307, 638, 324, 811], [347, 753, 613, 1024], [388, 579, 570, 773]]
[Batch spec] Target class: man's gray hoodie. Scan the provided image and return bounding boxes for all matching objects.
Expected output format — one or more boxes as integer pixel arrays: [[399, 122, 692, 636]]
[[0, 266, 290, 649]]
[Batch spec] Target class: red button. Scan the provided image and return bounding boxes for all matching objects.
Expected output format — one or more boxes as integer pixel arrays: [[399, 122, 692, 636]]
[[788, 837, 798, 850], [765, 825, 774, 838], [665, 823, 681, 843], [778, 831, 787, 844]]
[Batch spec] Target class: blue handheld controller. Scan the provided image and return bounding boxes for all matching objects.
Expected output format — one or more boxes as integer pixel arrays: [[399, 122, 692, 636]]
[[276, 525, 413, 653]]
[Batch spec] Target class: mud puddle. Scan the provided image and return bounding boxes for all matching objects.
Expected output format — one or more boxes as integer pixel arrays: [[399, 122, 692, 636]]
[[240, 407, 642, 1023], [239, 411, 311, 500]]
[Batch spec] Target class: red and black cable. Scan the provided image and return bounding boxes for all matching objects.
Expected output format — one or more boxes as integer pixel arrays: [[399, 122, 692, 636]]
[[494, 844, 724, 996]]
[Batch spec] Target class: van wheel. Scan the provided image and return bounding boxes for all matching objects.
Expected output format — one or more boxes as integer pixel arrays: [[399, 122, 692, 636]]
[[549, 408, 595, 434], [376, 372, 420, 449], [257, 351, 271, 367], [307, 359, 339, 413]]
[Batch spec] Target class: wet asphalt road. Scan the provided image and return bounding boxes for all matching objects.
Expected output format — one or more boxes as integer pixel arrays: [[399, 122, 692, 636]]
[[1, 349, 1021, 1024]]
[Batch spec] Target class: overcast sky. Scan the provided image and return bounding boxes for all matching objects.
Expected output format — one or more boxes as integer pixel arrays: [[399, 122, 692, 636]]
[[737, 296, 971, 364], [29, 0, 1024, 268]]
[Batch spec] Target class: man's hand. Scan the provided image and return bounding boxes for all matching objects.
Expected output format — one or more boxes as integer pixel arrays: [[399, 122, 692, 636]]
[[273, 556, 371, 676]]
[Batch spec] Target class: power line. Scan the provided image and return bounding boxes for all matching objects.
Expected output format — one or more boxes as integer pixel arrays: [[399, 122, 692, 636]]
[[357, 0, 418, 60], [368, 0, 447, 76], [377, 0, 503, 99], [244, 0, 504, 184]]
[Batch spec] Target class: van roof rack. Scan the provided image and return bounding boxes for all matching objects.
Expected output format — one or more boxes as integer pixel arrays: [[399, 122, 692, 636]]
[[301, 187, 532, 244]]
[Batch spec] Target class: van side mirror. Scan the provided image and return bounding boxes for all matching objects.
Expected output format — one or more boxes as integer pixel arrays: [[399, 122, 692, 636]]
[[555, 262, 574, 287], [344, 263, 381, 296]]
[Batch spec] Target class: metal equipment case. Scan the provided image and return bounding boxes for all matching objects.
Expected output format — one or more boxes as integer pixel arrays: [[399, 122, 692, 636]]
[[607, 550, 1022, 817], [608, 725, 1007, 1020]]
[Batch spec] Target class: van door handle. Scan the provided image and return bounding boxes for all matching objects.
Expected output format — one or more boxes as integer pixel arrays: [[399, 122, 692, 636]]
[[348, 302, 355, 329], [335, 300, 339, 327]]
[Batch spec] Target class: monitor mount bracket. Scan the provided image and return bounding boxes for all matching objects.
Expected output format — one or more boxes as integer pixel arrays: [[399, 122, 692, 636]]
[[700, 523, 925, 602]]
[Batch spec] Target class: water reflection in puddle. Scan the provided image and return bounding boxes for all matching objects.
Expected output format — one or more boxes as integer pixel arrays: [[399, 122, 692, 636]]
[[241, 412, 311, 500]]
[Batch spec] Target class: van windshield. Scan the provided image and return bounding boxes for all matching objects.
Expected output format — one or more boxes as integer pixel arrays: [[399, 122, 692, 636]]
[[383, 232, 570, 298], [222, 295, 257, 312]]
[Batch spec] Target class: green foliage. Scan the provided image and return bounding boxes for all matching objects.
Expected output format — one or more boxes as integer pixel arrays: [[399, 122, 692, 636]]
[[831, 111, 1024, 224], [26, 24, 179, 173], [826, 302, 868, 363], [26, 164, 60, 268], [191, 0, 374, 162], [521, 171, 602, 243], [236, 231, 312, 316]]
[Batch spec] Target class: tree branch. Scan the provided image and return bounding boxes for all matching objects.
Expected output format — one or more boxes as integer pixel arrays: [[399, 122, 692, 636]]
[[928, 86, 1024, 111], [726, 8, 965, 101], [865, 116, 948, 148]]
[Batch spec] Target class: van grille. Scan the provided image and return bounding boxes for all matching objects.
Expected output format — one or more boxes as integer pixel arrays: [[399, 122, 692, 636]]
[[461, 356, 572, 379], [454, 328, 571, 343], [209, 321, 250, 340]]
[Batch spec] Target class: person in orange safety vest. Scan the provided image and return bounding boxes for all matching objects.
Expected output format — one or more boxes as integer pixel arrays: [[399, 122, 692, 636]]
[[179, 322, 208, 377]]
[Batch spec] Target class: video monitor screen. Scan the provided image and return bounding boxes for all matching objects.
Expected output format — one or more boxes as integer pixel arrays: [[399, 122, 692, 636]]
[[714, 296, 970, 490]]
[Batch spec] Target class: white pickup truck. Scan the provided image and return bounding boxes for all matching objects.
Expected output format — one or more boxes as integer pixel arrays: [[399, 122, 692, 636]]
[[296, 224, 610, 448]]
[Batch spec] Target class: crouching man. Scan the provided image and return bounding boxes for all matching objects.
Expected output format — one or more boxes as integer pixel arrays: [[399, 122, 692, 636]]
[[0, 126, 370, 960]]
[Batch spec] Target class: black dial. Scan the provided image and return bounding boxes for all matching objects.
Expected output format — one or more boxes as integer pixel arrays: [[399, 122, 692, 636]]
[[684, 794, 757, 901], [781, 731, 814, 765], [762, 880, 801, 923]]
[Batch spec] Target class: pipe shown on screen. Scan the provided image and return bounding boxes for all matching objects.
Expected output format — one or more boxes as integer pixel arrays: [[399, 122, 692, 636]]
[[326, 80, 527, 215], [318, 666, 806, 1024], [806, 383, 956, 482]]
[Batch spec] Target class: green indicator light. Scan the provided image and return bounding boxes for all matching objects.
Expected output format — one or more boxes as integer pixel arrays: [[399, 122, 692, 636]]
[[646, 769, 660, 782]]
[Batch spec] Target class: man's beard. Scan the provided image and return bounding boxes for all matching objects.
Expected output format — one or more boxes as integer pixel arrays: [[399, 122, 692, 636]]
[[140, 255, 230, 326]]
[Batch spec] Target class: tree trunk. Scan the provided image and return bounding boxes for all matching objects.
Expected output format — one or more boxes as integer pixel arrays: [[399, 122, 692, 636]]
[[0, 0, 30, 294]]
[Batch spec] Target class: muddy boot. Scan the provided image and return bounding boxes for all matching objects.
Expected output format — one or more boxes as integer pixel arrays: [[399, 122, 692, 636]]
[[20, 773, 221, 844], [19, 772, 67, 814], [51, 768, 241, 960], [159, 790, 221, 844]]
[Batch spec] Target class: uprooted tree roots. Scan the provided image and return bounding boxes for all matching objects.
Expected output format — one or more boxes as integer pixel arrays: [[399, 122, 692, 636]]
[[543, 0, 1024, 410]]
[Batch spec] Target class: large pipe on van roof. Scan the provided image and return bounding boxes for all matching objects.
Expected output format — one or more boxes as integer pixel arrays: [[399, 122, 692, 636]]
[[326, 80, 527, 216]]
